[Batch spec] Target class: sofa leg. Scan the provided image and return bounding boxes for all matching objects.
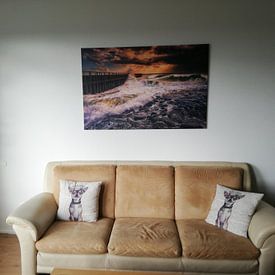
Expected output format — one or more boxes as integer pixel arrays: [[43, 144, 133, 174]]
[[13, 225, 37, 275]]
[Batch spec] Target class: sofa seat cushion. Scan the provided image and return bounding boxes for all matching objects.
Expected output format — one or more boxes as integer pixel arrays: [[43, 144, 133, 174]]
[[176, 219, 260, 260], [108, 218, 181, 257], [35, 218, 113, 254]]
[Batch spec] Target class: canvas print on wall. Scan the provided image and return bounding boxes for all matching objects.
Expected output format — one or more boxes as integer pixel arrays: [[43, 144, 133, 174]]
[[81, 44, 209, 130]]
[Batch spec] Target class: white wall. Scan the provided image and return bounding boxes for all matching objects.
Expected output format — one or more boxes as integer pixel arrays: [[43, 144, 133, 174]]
[[0, 0, 274, 233]]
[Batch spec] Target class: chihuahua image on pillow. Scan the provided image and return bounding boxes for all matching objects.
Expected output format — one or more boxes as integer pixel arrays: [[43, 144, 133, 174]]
[[68, 183, 88, 221], [215, 190, 245, 230]]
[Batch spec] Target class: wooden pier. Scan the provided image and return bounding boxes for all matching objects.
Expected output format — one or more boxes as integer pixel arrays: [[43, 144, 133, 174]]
[[82, 71, 128, 94]]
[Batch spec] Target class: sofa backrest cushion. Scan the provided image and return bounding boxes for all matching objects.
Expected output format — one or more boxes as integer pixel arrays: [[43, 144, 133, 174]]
[[115, 165, 174, 219], [175, 166, 244, 220], [46, 164, 116, 218]]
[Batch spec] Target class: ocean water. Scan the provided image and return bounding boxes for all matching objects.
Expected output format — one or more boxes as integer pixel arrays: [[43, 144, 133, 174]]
[[83, 74, 208, 129]]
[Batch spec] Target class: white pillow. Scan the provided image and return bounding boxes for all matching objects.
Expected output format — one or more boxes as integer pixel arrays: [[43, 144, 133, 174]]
[[57, 180, 102, 222], [205, 184, 263, 237]]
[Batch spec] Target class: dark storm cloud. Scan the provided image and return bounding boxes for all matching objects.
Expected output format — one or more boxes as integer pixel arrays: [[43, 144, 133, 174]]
[[82, 44, 209, 74]]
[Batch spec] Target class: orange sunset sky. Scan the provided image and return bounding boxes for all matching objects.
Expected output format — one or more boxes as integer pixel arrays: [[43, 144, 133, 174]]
[[82, 44, 209, 75]]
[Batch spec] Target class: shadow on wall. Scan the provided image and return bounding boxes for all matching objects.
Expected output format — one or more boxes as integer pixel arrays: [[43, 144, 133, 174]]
[[250, 164, 275, 207]]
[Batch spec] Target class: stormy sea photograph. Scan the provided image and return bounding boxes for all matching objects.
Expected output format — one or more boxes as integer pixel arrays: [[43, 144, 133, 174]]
[[81, 44, 209, 130]]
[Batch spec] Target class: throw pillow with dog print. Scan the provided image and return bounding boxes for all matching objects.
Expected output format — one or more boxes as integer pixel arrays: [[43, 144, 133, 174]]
[[57, 180, 102, 222], [205, 184, 263, 237]]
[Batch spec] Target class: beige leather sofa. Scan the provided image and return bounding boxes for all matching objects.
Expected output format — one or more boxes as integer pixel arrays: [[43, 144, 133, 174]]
[[6, 161, 275, 275]]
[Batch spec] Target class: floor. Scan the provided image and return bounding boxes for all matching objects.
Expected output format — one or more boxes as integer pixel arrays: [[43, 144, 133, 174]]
[[0, 233, 21, 275], [0, 233, 50, 275]]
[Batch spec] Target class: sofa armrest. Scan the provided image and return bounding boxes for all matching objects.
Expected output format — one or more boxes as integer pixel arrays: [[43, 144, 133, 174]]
[[248, 201, 275, 275], [248, 200, 275, 248], [6, 192, 57, 241]]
